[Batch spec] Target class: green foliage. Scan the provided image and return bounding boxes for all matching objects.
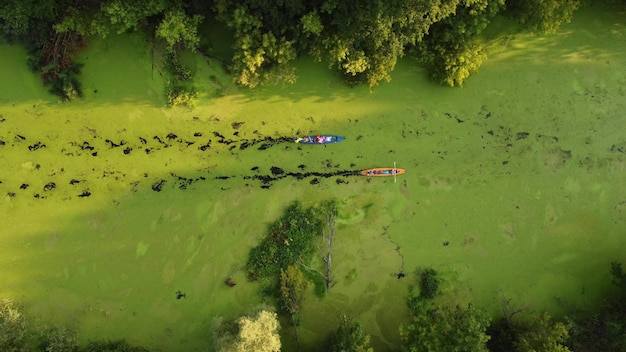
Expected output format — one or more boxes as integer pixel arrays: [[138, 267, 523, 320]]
[[213, 307, 281, 352], [279, 265, 309, 320], [487, 311, 571, 352], [610, 261, 626, 291], [434, 40, 487, 87], [215, 2, 297, 88], [506, 0, 581, 34], [300, 11, 323, 36], [165, 83, 198, 107], [415, 267, 441, 299], [0, 0, 55, 44], [37, 325, 79, 352], [401, 300, 491, 352], [317, 199, 338, 242], [302, 266, 328, 298], [328, 314, 374, 352], [345, 268, 357, 281], [0, 0, 591, 92], [412, 0, 504, 87], [56, 0, 170, 37], [486, 318, 517, 352], [161, 42, 198, 107], [156, 9, 203, 52], [1, 298, 153, 351], [81, 339, 150, 351], [0, 299, 30, 352], [164, 51, 193, 81], [48, 63, 85, 102], [163, 49, 197, 107], [1, 0, 87, 101], [315, 0, 502, 88], [568, 261, 626, 352], [247, 201, 322, 279], [514, 313, 571, 352]]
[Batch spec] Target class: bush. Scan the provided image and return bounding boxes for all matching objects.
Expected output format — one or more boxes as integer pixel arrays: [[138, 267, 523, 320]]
[[417, 267, 440, 299], [247, 202, 322, 279], [81, 339, 150, 352], [166, 83, 197, 107], [0, 298, 30, 352], [49, 63, 84, 102], [164, 52, 192, 81], [37, 325, 79, 352]]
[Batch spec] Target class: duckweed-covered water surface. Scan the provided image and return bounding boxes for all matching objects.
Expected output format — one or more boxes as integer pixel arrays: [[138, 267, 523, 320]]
[[1, 5, 625, 352]]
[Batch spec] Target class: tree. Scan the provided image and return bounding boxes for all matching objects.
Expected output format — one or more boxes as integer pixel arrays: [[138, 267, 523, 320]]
[[411, 0, 504, 87], [0, 299, 30, 352], [610, 261, 626, 292], [0, 0, 56, 44], [155, 7, 204, 107], [36, 30, 87, 101], [419, 267, 440, 299], [319, 200, 337, 291], [301, 200, 338, 291], [81, 339, 150, 351], [401, 300, 491, 352], [247, 202, 322, 279], [156, 9, 203, 53], [37, 325, 79, 352], [506, 0, 581, 34], [328, 314, 374, 352], [279, 266, 308, 318], [213, 309, 281, 352], [486, 296, 528, 352], [568, 261, 626, 351], [55, 0, 170, 37], [214, 1, 298, 88], [515, 313, 571, 352], [279, 265, 308, 345], [487, 295, 570, 352], [314, 0, 506, 88]]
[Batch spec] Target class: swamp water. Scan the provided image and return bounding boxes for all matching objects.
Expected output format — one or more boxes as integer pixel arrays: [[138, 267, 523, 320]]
[[1, 4, 625, 351]]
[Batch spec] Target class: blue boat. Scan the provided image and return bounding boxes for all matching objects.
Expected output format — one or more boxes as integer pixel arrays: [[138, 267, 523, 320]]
[[294, 135, 344, 144]]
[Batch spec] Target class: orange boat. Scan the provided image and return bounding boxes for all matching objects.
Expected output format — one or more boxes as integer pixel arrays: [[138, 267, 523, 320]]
[[360, 167, 406, 177]]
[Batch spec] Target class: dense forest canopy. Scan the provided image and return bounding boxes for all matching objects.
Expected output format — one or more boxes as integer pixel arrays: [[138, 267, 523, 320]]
[[0, 0, 593, 101]]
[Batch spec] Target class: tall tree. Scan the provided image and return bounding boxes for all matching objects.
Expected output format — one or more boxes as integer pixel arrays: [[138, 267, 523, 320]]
[[156, 8, 203, 52], [213, 309, 282, 352], [55, 0, 170, 37], [412, 0, 505, 87], [247, 201, 322, 279], [506, 0, 581, 34], [514, 313, 571, 352], [279, 265, 309, 319], [0, 299, 30, 352], [213, 0, 300, 87], [315, 200, 337, 291], [0, 0, 56, 44], [568, 262, 626, 351], [328, 314, 374, 352], [315, 0, 447, 88], [401, 300, 491, 352], [37, 325, 80, 352], [279, 265, 308, 346]]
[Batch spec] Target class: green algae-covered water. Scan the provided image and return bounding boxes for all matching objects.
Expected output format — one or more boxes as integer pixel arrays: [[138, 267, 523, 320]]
[[1, 4, 625, 351]]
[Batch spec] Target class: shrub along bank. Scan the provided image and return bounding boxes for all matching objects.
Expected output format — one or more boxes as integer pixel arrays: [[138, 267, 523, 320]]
[[0, 0, 587, 102]]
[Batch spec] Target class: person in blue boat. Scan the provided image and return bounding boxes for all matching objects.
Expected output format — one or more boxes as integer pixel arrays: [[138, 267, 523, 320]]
[[294, 136, 313, 143], [316, 135, 324, 143]]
